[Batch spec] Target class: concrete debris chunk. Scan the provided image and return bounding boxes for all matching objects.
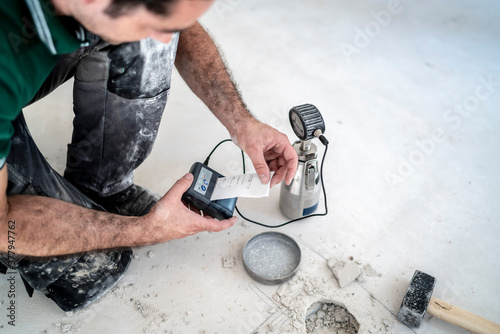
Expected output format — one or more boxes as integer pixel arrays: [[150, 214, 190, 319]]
[[305, 302, 359, 334], [293, 319, 303, 329], [222, 256, 236, 268], [61, 324, 72, 333], [383, 319, 393, 331], [363, 264, 381, 277], [356, 270, 367, 282], [329, 260, 363, 288], [327, 258, 381, 288], [276, 284, 287, 296]]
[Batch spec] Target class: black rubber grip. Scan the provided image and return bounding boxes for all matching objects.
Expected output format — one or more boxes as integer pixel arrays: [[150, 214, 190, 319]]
[[291, 104, 326, 140]]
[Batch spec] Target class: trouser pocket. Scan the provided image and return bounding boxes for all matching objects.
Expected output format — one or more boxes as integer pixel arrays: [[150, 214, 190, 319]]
[[65, 85, 169, 196]]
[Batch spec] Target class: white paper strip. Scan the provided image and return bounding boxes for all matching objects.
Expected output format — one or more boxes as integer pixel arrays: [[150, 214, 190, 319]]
[[210, 173, 272, 201]]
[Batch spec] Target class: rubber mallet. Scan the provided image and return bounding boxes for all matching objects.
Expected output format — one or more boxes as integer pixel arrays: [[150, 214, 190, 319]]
[[397, 270, 500, 334]]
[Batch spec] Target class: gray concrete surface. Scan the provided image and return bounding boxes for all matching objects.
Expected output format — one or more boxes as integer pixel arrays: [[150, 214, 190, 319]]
[[1, 0, 499, 333]]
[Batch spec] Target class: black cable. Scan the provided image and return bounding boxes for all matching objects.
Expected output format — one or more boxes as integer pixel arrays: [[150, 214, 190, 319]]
[[235, 141, 328, 228], [203, 139, 233, 166], [205, 136, 329, 228]]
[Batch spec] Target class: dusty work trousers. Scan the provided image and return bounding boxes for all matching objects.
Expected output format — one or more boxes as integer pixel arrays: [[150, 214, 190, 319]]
[[0, 32, 179, 311]]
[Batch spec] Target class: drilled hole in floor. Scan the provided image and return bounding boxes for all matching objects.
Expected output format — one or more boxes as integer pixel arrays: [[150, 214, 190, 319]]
[[305, 301, 359, 333]]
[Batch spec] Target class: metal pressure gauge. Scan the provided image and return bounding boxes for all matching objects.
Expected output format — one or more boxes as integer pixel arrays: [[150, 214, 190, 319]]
[[289, 104, 326, 141], [282, 103, 326, 219]]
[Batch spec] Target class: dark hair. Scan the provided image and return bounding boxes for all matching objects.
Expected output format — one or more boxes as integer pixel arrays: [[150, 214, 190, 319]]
[[104, 0, 179, 18]]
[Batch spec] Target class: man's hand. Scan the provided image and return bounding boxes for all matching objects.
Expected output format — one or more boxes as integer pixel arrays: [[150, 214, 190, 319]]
[[174, 22, 298, 187], [145, 173, 237, 242], [232, 119, 298, 188], [0, 167, 235, 257]]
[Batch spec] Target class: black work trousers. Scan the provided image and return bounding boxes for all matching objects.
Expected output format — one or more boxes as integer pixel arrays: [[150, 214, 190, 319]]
[[0, 33, 179, 311]]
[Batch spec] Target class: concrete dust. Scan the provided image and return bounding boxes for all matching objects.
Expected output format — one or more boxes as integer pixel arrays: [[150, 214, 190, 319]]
[[259, 252, 393, 333], [305, 302, 359, 334]]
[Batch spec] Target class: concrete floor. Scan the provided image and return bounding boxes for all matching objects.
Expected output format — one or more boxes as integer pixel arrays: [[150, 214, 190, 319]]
[[1, 0, 500, 333]]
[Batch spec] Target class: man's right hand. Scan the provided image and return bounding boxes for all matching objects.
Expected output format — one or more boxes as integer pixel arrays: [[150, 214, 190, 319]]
[[144, 173, 237, 242], [0, 167, 235, 257]]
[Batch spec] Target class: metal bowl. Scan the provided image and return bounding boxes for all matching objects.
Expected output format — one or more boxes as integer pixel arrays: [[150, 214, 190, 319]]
[[242, 232, 301, 285]]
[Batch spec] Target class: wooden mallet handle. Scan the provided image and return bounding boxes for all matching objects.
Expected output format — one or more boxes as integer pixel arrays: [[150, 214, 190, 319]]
[[428, 297, 500, 334]]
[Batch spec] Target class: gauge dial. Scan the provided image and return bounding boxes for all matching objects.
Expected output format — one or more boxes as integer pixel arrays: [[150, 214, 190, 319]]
[[290, 110, 306, 140], [289, 104, 325, 141]]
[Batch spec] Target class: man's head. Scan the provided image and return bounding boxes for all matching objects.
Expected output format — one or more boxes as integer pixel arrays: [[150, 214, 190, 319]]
[[53, 0, 214, 44]]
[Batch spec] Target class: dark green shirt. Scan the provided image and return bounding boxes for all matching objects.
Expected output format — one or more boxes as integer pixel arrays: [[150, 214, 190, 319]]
[[0, 0, 87, 167]]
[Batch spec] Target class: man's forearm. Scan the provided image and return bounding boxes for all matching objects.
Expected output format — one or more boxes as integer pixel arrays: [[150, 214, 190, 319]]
[[2, 195, 152, 257], [0, 171, 236, 257], [175, 22, 255, 138], [174, 23, 299, 186]]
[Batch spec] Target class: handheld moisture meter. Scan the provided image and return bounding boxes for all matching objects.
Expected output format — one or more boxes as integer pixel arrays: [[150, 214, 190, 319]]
[[181, 162, 237, 220]]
